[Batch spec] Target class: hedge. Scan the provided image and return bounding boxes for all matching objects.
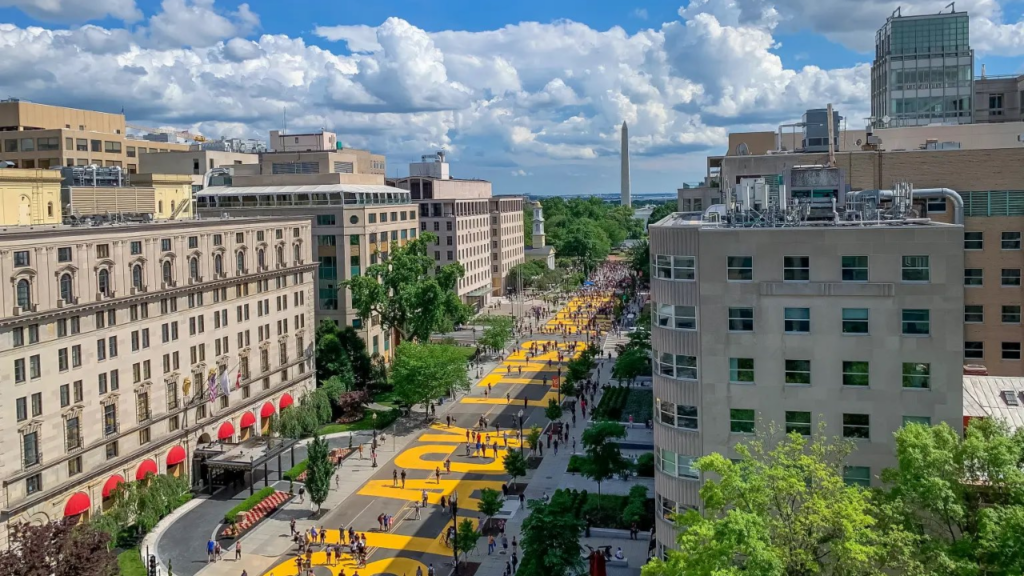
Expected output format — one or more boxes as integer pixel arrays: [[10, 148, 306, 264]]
[[224, 486, 276, 524], [567, 453, 654, 477], [283, 460, 308, 482], [551, 486, 653, 530]]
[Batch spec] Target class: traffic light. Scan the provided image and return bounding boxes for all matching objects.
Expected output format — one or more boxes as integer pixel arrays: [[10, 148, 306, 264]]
[[148, 554, 157, 576]]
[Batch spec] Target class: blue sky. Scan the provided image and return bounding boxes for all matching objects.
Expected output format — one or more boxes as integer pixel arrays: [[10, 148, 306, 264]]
[[0, 0, 1022, 196]]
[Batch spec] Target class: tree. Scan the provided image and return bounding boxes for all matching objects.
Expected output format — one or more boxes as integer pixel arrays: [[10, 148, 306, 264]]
[[275, 390, 332, 439], [647, 201, 677, 226], [612, 347, 650, 385], [880, 418, 1024, 575], [503, 448, 527, 489], [455, 518, 481, 565], [627, 238, 650, 287], [0, 520, 117, 576], [316, 321, 375, 391], [479, 315, 514, 353], [345, 233, 471, 342], [478, 488, 504, 531], [526, 425, 543, 457], [518, 495, 586, 576], [643, 423, 922, 576], [545, 398, 563, 424], [558, 220, 610, 275], [580, 422, 630, 502], [305, 433, 333, 513], [390, 341, 471, 410]]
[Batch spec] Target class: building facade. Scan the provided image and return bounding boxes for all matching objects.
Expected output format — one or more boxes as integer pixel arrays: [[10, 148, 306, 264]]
[[138, 150, 259, 191], [0, 100, 190, 173], [974, 74, 1024, 124], [0, 216, 316, 546], [648, 213, 964, 553], [389, 152, 525, 303], [196, 150, 416, 359], [870, 10, 974, 127]]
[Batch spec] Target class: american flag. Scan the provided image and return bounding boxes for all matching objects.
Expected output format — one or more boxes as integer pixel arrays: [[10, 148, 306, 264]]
[[207, 371, 217, 403]]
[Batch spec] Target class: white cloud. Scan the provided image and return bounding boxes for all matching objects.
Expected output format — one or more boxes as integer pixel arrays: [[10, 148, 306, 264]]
[[633, 8, 649, 20], [146, 0, 260, 48], [0, 0, 141, 23], [313, 24, 381, 52], [511, 169, 532, 176]]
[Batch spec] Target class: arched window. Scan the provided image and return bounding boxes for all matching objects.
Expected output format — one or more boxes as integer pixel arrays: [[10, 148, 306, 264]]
[[189, 257, 199, 281], [132, 264, 143, 290], [47, 202, 53, 217], [170, 200, 176, 214], [16, 278, 31, 308], [162, 261, 172, 284], [59, 273, 73, 302], [276, 245, 284, 266], [236, 251, 245, 274], [293, 244, 300, 263], [214, 253, 223, 276], [257, 249, 265, 270], [158, 201, 163, 213], [98, 269, 110, 296]]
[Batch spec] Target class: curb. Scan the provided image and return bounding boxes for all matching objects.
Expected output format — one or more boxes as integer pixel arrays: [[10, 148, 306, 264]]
[[144, 496, 205, 575]]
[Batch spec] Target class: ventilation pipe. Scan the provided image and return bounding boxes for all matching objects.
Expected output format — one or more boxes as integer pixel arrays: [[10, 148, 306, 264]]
[[848, 187, 964, 224]]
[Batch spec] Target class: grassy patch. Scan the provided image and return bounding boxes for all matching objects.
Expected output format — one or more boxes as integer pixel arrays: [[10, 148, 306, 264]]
[[551, 486, 654, 530], [567, 454, 587, 474], [224, 486, 276, 524], [594, 387, 652, 423], [453, 346, 478, 361], [117, 549, 146, 576], [283, 460, 308, 482], [470, 314, 515, 326], [318, 408, 401, 435], [622, 389, 653, 423]]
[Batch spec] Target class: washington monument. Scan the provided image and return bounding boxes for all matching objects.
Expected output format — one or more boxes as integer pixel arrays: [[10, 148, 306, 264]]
[[620, 121, 631, 207]]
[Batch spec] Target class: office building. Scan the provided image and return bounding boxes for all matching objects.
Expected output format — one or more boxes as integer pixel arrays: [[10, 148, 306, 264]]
[[138, 150, 259, 192], [870, 8, 974, 127], [389, 152, 526, 302], [0, 215, 316, 546], [0, 99, 191, 173], [649, 193, 963, 552], [196, 149, 416, 359], [974, 73, 1024, 123]]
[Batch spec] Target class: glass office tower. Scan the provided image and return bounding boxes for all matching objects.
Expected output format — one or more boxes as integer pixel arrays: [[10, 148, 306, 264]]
[[870, 10, 973, 127]]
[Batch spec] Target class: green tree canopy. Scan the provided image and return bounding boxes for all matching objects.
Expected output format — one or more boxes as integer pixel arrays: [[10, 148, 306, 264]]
[[545, 398, 563, 423], [478, 488, 504, 523], [558, 220, 611, 275], [479, 315, 514, 353], [518, 494, 586, 576], [580, 422, 630, 500], [306, 433, 333, 513], [390, 341, 471, 409], [627, 238, 650, 285], [0, 520, 117, 576], [315, 320, 373, 390], [647, 201, 678, 226], [881, 418, 1024, 575], [345, 233, 471, 342], [503, 448, 527, 488], [455, 518, 481, 564], [612, 347, 650, 384], [643, 423, 922, 576]]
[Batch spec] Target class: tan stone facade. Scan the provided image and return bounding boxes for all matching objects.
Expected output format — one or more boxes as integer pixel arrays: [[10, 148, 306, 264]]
[[0, 217, 316, 545], [489, 197, 526, 296]]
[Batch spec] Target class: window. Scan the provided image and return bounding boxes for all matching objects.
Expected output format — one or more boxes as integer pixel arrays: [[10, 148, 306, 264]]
[[842, 361, 869, 387], [106, 441, 118, 460], [902, 362, 931, 389], [965, 305, 984, 323], [98, 268, 111, 296], [965, 341, 984, 360], [658, 449, 699, 479], [1002, 269, 1021, 287], [784, 359, 811, 385], [926, 197, 946, 213], [654, 255, 695, 280], [901, 309, 930, 336], [1003, 305, 1021, 324], [59, 272, 74, 302], [785, 411, 811, 436], [728, 358, 754, 384], [15, 358, 26, 383], [16, 278, 31, 309], [656, 399, 698, 430], [903, 416, 931, 427], [728, 307, 753, 331], [104, 141, 122, 153], [964, 231, 983, 250], [16, 397, 27, 421], [784, 308, 810, 333], [842, 413, 870, 439], [730, 409, 755, 434], [29, 355, 40, 379], [783, 256, 809, 281], [901, 255, 930, 282], [1003, 342, 1021, 360], [655, 352, 697, 379], [1001, 232, 1021, 250], [726, 256, 752, 281], [841, 256, 868, 282], [843, 466, 871, 487], [965, 268, 983, 286], [654, 304, 696, 330]]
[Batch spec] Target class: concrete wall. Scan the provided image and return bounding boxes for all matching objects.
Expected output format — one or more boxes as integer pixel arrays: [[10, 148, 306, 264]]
[[0, 168, 63, 225]]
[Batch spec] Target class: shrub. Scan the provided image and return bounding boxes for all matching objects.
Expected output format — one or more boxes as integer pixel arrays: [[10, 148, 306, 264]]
[[567, 455, 588, 474], [552, 488, 653, 531], [636, 452, 655, 477], [283, 460, 308, 482], [223, 486, 276, 524]]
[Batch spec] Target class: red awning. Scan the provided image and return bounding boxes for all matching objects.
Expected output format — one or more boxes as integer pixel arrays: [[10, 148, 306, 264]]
[[279, 393, 294, 410], [136, 459, 158, 481], [167, 445, 187, 466], [260, 401, 276, 418], [102, 475, 125, 499], [240, 411, 256, 429], [64, 492, 91, 517], [218, 421, 235, 441]]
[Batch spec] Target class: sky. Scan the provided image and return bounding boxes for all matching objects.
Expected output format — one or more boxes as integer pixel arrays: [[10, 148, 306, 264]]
[[0, 0, 1022, 196]]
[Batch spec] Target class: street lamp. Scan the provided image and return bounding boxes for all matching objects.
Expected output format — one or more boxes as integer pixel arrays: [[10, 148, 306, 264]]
[[371, 412, 378, 468], [451, 490, 460, 575], [517, 409, 524, 454]]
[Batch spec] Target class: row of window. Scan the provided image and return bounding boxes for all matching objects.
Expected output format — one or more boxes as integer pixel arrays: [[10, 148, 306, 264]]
[[654, 352, 933, 388], [964, 268, 1022, 287], [656, 304, 938, 336], [963, 231, 1021, 250], [654, 254, 933, 283]]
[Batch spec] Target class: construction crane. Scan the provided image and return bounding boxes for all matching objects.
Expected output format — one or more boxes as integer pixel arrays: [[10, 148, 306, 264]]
[[126, 123, 207, 143]]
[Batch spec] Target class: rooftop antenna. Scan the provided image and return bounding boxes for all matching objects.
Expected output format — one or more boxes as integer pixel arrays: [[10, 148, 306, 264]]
[[892, 6, 901, 19], [944, 2, 954, 13]]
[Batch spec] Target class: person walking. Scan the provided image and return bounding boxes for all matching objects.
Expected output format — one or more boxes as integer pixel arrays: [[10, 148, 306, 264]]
[[207, 538, 216, 563], [235, 541, 242, 561], [511, 536, 518, 555], [518, 492, 525, 509], [501, 534, 509, 553], [422, 489, 428, 508], [435, 467, 441, 483], [401, 469, 407, 488], [393, 469, 399, 487], [298, 485, 305, 504], [488, 535, 496, 555]]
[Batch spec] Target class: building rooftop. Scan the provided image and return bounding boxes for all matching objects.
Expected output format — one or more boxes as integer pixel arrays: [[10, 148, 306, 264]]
[[964, 376, 1024, 432], [652, 210, 958, 230], [196, 183, 412, 208]]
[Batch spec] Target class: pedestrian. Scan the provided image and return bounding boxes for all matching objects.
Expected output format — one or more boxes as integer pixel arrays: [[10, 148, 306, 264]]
[[413, 502, 421, 519], [553, 438, 559, 455], [501, 483, 508, 498], [506, 393, 511, 404], [401, 469, 407, 488], [444, 458, 451, 473], [488, 535, 496, 555], [512, 536, 518, 555], [290, 518, 297, 536], [377, 513, 384, 531], [393, 469, 399, 487], [358, 444, 364, 459], [428, 564, 436, 576], [235, 541, 242, 560], [435, 467, 441, 483], [518, 492, 525, 509], [320, 525, 326, 545], [511, 552, 518, 572], [572, 437, 576, 454], [207, 538, 216, 563], [440, 495, 447, 509], [501, 534, 508, 552], [215, 541, 222, 562], [446, 415, 452, 427], [335, 472, 341, 489], [298, 486, 305, 504], [422, 489, 428, 508]]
